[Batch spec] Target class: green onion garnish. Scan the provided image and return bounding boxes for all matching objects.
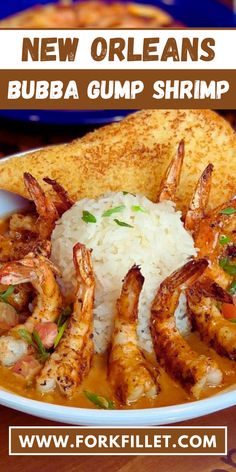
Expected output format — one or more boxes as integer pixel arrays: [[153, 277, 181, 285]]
[[219, 235, 231, 245], [102, 205, 125, 217], [220, 207, 236, 215], [18, 328, 34, 346], [219, 257, 236, 275], [82, 211, 97, 224], [84, 391, 115, 409], [57, 305, 72, 328], [54, 320, 69, 348], [32, 330, 50, 362], [230, 319, 236, 323], [114, 219, 133, 228], [123, 191, 136, 197], [0, 285, 14, 303], [228, 280, 236, 295], [131, 205, 146, 213]]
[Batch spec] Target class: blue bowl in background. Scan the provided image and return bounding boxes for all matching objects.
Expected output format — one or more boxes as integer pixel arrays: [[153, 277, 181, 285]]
[[0, 0, 235, 125]]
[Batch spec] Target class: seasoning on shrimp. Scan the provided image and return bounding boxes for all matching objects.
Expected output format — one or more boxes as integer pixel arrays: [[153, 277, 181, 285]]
[[108, 265, 159, 405]]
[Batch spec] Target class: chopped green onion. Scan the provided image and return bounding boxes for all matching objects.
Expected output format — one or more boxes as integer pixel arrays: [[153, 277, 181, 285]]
[[123, 191, 136, 196], [220, 207, 236, 215], [84, 391, 115, 409], [219, 235, 231, 246], [114, 219, 133, 228], [228, 280, 236, 295], [18, 328, 34, 346], [230, 319, 236, 323], [32, 330, 50, 362], [0, 285, 14, 303], [102, 205, 125, 217], [54, 320, 69, 348], [57, 305, 72, 328], [219, 257, 236, 275], [131, 205, 146, 213], [82, 211, 97, 224]]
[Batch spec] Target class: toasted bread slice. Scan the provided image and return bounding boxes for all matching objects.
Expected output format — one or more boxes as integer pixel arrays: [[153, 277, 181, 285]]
[[0, 109, 235, 212]]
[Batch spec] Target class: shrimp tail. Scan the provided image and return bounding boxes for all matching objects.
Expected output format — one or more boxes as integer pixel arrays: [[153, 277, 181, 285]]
[[185, 163, 213, 235], [158, 139, 185, 203], [43, 177, 74, 214]]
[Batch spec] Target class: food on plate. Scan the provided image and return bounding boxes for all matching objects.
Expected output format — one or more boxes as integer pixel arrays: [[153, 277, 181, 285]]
[[151, 259, 223, 399], [108, 265, 159, 405], [0, 109, 235, 410], [37, 243, 95, 397], [0, 1, 174, 28]]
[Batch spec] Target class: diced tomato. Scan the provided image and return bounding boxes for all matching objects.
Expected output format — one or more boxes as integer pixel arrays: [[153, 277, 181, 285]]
[[0, 302, 18, 333], [12, 355, 41, 379], [34, 322, 58, 349], [222, 303, 236, 320]]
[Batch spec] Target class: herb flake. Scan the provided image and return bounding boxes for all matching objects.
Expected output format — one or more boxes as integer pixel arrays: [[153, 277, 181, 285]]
[[32, 330, 50, 362], [84, 390, 115, 409], [102, 205, 125, 217], [219, 257, 236, 276], [82, 211, 97, 224], [54, 320, 68, 348], [228, 280, 236, 295], [220, 207, 236, 215], [132, 205, 146, 213], [18, 328, 34, 346], [114, 219, 133, 228], [219, 235, 231, 246], [0, 285, 14, 303], [57, 305, 72, 328]]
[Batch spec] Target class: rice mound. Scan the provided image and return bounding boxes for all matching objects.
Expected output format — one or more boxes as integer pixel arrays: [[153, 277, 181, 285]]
[[51, 192, 196, 353]]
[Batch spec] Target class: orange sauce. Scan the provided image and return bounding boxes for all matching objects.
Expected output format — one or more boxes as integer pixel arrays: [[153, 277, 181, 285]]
[[0, 334, 236, 410], [0, 213, 236, 410]]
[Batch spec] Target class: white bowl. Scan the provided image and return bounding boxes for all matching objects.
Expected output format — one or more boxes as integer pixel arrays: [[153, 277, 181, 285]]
[[0, 151, 235, 425]]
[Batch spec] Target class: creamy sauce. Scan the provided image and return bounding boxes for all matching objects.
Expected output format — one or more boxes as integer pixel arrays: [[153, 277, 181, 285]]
[[0, 334, 236, 410], [0, 213, 236, 410]]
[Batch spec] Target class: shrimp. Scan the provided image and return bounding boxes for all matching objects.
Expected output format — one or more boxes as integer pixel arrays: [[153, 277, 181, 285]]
[[185, 163, 214, 236], [43, 177, 74, 215], [24, 173, 59, 240], [108, 266, 159, 405], [187, 279, 236, 360], [150, 259, 222, 399], [184, 164, 236, 359], [36, 243, 95, 397], [0, 255, 62, 333], [158, 140, 185, 202]]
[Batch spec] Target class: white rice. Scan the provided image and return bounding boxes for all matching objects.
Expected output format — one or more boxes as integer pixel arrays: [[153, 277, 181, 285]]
[[51, 192, 196, 353]]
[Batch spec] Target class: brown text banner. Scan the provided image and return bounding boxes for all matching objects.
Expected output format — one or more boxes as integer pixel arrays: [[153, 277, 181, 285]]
[[9, 426, 227, 455], [0, 69, 235, 109]]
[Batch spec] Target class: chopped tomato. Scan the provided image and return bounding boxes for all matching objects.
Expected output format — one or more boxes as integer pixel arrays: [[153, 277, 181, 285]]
[[222, 303, 236, 320], [0, 302, 18, 333], [34, 322, 58, 349], [12, 355, 41, 379]]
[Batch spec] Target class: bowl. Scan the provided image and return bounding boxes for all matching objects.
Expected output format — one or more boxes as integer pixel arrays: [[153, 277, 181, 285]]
[[0, 150, 236, 425]]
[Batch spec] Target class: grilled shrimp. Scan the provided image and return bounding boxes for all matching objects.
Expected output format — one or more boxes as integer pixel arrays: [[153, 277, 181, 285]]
[[158, 140, 185, 202], [108, 266, 159, 405], [187, 280, 236, 360], [0, 255, 61, 369], [36, 243, 95, 397], [0, 255, 62, 333], [24, 173, 59, 240], [186, 190, 236, 358], [185, 163, 214, 236], [150, 259, 222, 399], [43, 177, 74, 215]]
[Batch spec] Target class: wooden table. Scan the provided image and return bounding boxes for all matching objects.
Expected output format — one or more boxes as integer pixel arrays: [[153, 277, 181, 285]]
[[0, 405, 235, 471]]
